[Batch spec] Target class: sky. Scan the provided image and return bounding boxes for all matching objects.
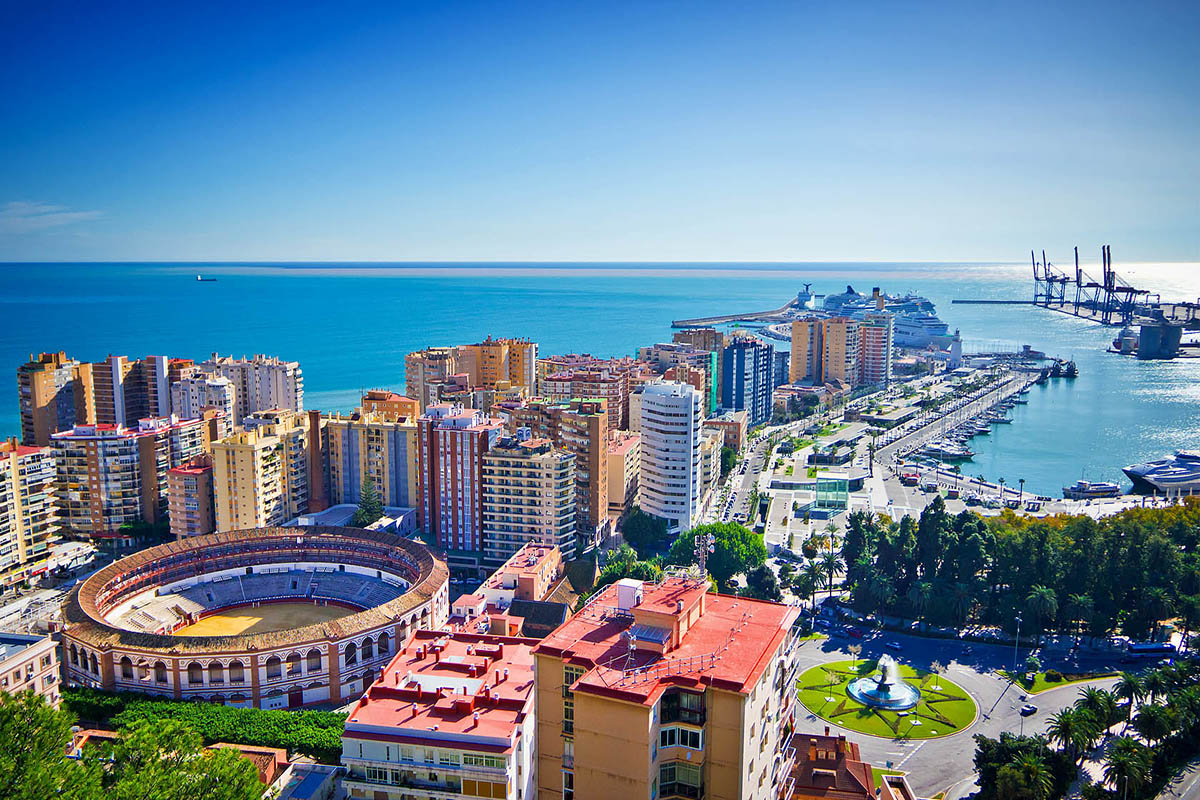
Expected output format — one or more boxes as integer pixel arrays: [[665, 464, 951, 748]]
[[1, 1, 1198, 263]]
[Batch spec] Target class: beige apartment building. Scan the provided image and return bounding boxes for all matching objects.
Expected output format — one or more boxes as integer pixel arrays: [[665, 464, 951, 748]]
[[0, 633, 61, 708], [322, 408, 419, 508], [789, 317, 860, 386], [606, 431, 640, 515], [51, 416, 210, 546], [359, 389, 418, 419], [404, 346, 459, 410], [199, 354, 304, 421], [503, 398, 609, 539], [17, 351, 95, 445], [213, 410, 309, 530], [534, 577, 805, 800], [458, 336, 538, 397], [481, 436, 576, 566], [0, 438, 57, 588], [166, 454, 215, 539]]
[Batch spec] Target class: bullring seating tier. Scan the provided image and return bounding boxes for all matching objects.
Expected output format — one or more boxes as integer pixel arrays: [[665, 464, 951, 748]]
[[107, 569, 407, 633]]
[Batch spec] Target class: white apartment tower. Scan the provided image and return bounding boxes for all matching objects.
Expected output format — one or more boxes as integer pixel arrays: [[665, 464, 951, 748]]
[[170, 374, 237, 422], [199, 354, 303, 421], [636, 382, 702, 533]]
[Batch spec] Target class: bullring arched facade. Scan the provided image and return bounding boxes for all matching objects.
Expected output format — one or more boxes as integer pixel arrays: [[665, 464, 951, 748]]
[[60, 527, 449, 709]]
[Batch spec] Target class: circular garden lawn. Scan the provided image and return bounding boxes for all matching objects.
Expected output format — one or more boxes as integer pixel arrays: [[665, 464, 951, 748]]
[[797, 659, 977, 739]]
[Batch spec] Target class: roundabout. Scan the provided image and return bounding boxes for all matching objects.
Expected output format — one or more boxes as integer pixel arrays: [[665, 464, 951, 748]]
[[797, 659, 977, 739]]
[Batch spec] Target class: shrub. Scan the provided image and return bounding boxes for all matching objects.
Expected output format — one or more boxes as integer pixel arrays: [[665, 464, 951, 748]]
[[63, 687, 346, 763], [1044, 669, 1063, 683]]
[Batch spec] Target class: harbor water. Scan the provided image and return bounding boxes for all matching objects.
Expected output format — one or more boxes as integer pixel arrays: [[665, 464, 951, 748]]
[[0, 261, 1196, 496]]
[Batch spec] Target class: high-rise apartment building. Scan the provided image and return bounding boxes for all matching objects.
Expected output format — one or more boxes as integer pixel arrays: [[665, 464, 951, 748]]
[[170, 373, 237, 422], [16, 352, 95, 445], [416, 404, 505, 556], [534, 576, 805, 800], [672, 327, 728, 404], [789, 317, 860, 387], [0, 633, 61, 709], [637, 382, 702, 532], [857, 312, 894, 387], [360, 389, 419, 419], [324, 408, 419, 508], [199, 354, 303, 420], [0, 438, 57, 588], [405, 347, 459, 410], [606, 431, 640, 515], [721, 337, 774, 426], [822, 317, 860, 386], [91, 355, 172, 427], [166, 454, 215, 539], [51, 416, 209, 546], [341, 630, 537, 800], [505, 398, 608, 539], [481, 436, 575, 566], [458, 336, 538, 397], [213, 409, 310, 529], [636, 343, 719, 415]]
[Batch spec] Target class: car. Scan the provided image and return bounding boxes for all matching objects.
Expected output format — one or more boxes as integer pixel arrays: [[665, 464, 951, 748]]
[[884, 641, 902, 651], [1019, 704, 1038, 717], [846, 627, 864, 639]]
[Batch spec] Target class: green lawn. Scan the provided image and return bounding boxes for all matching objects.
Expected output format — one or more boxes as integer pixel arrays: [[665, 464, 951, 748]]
[[797, 660, 977, 739], [1000, 669, 1117, 695], [872, 767, 906, 787]]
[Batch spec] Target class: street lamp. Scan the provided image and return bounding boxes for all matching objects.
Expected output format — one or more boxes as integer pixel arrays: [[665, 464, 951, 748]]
[[1018, 478, 1025, 506], [1012, 614, 1023, 677]]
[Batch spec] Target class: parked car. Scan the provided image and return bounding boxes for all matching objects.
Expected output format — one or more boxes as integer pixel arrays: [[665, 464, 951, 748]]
[[884, 641, 903, 651], [846, 627, 864, 639], [1019, 704, 1038, 717]]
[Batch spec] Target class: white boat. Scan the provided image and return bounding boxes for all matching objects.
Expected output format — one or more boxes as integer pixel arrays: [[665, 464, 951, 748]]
[[1063, 480, 1122, 500], [1124, 451, 1200, 494]]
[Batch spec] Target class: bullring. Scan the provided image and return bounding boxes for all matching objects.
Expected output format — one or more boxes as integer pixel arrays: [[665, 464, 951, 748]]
[[60, 526, 449, 709]]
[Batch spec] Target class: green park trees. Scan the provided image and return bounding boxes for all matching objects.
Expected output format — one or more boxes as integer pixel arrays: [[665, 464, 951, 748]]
[[668, 522, 767, 592], [835, 497, 1200, 640], [0, 691, 263, 800]]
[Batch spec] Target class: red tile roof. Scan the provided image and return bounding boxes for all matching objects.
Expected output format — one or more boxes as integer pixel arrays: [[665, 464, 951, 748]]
[[533, 578, 799, 706]]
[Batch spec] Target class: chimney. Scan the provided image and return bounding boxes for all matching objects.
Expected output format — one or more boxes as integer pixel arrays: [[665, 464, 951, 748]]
[[495, 669, 500, 684], [410, 703, 418, 719], [503, 668, 509, 682], [472, 711, 480, 728]]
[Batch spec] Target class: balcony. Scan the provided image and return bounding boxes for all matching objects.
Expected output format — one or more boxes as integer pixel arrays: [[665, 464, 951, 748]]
[[661, 783, 704, 799]]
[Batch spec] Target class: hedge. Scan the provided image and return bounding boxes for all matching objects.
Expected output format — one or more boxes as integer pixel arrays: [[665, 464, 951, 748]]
[[63, 687, 347, 763]]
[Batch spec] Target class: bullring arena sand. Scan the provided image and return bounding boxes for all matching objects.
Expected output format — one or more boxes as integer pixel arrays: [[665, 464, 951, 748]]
[[171, 602, 352, 636]]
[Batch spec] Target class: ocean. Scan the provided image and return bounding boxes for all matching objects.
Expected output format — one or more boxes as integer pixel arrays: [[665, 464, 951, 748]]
[[2, 261, 1197, 495]]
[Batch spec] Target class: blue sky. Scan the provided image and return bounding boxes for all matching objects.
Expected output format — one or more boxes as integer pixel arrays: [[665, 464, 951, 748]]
[[1, 1, 1197, 262]]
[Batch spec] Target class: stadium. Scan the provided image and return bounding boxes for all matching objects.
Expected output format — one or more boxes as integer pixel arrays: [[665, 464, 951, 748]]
[[60, 526, 449, 710]]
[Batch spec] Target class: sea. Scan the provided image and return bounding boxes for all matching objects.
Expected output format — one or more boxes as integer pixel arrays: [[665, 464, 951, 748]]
[[1, 261, 1197, 496]]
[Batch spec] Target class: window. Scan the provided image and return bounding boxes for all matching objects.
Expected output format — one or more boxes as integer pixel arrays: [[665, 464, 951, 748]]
[[563, 771, 575, 800], [659, 726, 702, 750], [400, 745, 414, 762], [439, 752, 460, 766], [307, 649, 322, 672], [344, 643, 358, 666], [660, 762, 702, 798], [187, 662, 203, 685], [365, 766, 389, 783], [562, 737, 574, 769], [265, 656, 282, 680]]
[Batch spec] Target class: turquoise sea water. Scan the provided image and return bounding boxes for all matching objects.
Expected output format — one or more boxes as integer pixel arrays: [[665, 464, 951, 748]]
[[1, 261, 1197, 495]]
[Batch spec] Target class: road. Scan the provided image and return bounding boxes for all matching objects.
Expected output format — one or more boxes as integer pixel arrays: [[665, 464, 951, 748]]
[[791, 628, 1121, 796]]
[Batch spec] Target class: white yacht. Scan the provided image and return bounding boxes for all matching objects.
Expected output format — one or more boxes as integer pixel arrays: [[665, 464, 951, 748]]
[[1123, 451, 1200, 494]]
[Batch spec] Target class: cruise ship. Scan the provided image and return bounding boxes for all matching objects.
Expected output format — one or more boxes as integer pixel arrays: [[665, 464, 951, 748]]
[[893, 311, 951, 347], [1123, 451, 1200, 494]]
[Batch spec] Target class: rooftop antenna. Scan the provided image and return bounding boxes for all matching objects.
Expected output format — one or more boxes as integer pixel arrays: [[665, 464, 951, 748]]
[[694, 529, 715, 583]]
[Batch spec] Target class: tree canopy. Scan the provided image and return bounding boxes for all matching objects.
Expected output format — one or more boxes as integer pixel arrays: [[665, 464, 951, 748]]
[[622, 506, 671, 557], [837, 498, 1200, 639], [0, 691, 263, 800], [668, 522, 767, 591], [350, 479, 384, 528]]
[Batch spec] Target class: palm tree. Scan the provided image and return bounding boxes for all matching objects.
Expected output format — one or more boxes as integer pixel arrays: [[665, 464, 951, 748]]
[[1103, 737, 1152, 799], [1114, 672, 1144, 726], [1047, 707, 1098, 764], [1012, 752, 1054, 800], [950, 582, 974, 625], [1025, 585, 1058, 634], [1132, 702, 1177, 749], [819, 551, 843, 595], [801, 562, 824, 609], [1066, 593, 1093, 643], [1143, 669, 1168, 703], [906, 581, 933, 630]]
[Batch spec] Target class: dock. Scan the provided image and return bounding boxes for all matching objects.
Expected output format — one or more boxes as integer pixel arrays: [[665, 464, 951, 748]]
[[671, 299, 799, 328]]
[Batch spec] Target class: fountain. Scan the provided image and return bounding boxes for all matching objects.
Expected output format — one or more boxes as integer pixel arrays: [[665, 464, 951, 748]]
[[846, 654, 921, 711]]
